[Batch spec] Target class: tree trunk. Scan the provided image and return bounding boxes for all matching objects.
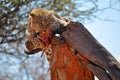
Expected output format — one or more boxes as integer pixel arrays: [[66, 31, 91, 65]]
[[61, 21, 120, 80], [50, 37, 94, 80]]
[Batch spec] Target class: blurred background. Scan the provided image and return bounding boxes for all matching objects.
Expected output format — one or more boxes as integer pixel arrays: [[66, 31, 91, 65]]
[[0, 0, 120, 80]]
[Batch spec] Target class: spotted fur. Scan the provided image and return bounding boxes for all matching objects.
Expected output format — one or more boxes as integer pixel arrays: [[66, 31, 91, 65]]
[[25, 8, 69, 64]]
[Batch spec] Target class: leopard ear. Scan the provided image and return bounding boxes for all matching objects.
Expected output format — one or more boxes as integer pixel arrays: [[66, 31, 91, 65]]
[[49, 10, 61, 19], [29, 13, 36, 18]]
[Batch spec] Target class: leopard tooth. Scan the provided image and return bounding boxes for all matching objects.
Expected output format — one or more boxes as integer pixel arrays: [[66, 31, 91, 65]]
[[26, 30, 30, 35]]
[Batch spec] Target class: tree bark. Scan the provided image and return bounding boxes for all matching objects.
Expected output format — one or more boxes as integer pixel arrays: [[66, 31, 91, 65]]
[[61, 21, 120, 80], [50, 37, 94, 80]]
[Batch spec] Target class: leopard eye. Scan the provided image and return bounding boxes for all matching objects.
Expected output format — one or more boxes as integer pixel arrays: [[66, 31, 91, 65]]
[[41, 20, 47, 25], [38, 18, 48, 26], [36, 31, 40, 35], [34, 31, 40, 37]]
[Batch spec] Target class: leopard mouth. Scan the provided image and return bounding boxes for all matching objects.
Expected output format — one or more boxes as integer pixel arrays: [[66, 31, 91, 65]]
[[26, 28, 52, 47], [24, 30, 44, 55], [24, 38, 43, 55], [24, 29, 53, 56]]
